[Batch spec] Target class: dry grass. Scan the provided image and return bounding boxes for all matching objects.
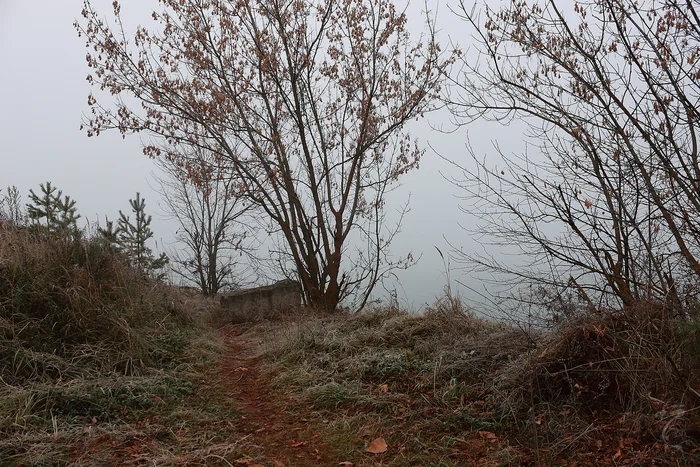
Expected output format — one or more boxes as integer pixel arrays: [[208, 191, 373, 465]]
[[0, 223, 245, 466], [4, 220, 700, 464], [0, 223, 197, 385], [260, 296, 700, 465], [260, 299, 528, 466]]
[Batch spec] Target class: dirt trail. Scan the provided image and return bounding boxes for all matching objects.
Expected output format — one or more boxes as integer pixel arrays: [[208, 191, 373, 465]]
[[219, 324, 335, 467]]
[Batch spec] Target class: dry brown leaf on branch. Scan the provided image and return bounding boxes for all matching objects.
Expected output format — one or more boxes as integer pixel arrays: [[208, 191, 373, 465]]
[[366, 438, 388, 454]]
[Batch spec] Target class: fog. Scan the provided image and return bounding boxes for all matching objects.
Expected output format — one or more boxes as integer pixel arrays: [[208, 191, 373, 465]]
[[1, 0, 525, 310]]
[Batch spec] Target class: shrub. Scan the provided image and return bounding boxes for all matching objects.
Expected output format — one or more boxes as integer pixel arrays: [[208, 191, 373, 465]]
[[494, 302, 700, 416]]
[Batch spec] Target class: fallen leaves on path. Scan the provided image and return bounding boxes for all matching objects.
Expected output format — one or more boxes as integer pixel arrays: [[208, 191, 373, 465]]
[[221, 325, 337, 466]]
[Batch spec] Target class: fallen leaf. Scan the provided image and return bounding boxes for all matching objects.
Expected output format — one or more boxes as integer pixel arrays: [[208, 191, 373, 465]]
[[378, 384, 389, 392], [339, 462, 354, 466], [366, 438, 388, 454], [476, 431, 497, 442], [235, 367, 249, 372]]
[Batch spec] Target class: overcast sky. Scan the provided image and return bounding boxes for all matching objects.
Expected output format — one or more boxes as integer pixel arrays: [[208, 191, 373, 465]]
[[0, 0, 518, 310]]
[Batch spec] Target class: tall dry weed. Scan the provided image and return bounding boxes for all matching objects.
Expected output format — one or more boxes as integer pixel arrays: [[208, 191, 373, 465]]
[[0, 223, 190, 384]]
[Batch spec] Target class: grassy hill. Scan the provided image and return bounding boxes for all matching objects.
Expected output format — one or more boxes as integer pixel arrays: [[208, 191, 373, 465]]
[[1, 221, 699, 465], [0, 222, 231, 465], [258, 298, 700, 465]]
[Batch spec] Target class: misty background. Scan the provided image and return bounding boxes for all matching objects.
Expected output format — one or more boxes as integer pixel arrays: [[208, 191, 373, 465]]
[[0, 0, 524, 309]]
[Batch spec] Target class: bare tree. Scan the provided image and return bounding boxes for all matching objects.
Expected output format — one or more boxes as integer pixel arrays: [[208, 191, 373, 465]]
[[154, 148, 257, 295], [0, 186, 25, 225], [76, 0, 451, 311], [446, 0, 700, 315]]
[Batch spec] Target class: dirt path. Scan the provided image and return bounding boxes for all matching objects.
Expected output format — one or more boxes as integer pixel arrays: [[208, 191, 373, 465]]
[[219, 324, 335, 467]]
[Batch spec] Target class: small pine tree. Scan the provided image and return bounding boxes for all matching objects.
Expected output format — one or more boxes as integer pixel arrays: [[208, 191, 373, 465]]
[[113, 192, 168, 276], [55, 195, 80, 232], [27, 182, 57, 227], [97, 217, 120, 246], [27, 182, 80, 235]]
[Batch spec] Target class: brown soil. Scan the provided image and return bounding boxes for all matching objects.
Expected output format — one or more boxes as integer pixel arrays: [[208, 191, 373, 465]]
[[219, 324, 336, 467]]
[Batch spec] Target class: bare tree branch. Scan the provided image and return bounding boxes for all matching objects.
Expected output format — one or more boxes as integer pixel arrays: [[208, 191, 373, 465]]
[[446, 0, 700, 318], [76, 0, 453, 310]]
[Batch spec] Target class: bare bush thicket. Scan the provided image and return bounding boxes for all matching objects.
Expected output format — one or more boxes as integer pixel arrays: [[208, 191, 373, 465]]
[[447, 0, 700, 316], [0, 186, 24, 225]]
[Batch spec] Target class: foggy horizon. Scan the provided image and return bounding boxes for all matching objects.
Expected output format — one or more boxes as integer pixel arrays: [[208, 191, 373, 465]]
[[1, 0, 525, 311]]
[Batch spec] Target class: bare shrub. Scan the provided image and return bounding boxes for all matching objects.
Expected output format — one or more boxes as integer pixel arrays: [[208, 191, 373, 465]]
[[493, 303, 700, 445]]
